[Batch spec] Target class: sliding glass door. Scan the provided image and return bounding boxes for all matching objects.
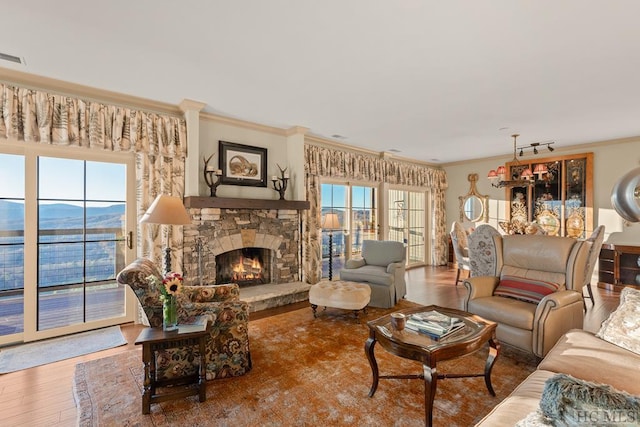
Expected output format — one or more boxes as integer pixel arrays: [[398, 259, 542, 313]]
[[37, 157, 128, 331], [0, 154, 25, 337], [387, 189, 426, 267], [0, 146, 135, 344]]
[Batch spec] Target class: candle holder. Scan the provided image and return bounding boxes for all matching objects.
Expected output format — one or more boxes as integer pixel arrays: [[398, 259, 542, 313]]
[[271, 164, 289, 200], [203, 154, 223, 197]]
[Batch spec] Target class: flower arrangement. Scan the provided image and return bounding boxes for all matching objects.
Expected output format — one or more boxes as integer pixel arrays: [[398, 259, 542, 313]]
[[148, 272, 184, 300], [147, 272, 183, 331], [161, 272, 183, 298]]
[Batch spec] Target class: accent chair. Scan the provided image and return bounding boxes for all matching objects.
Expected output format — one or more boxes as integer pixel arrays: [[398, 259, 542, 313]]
[[581, 225, 605, 309], [450, 221, 471, 285], [339, 239, 406, 308], [117, 257, 252, 381]]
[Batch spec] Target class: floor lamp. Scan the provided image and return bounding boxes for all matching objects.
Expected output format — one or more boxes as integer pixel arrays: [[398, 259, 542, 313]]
[[140, 195, 192, 275], [322, 213, 341, 280]]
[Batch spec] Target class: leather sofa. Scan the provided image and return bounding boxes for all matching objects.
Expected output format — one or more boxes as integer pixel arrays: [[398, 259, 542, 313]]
[[477, 329, 640, 426], [339, 239, 406, 308], [464, 233, 589, 357]]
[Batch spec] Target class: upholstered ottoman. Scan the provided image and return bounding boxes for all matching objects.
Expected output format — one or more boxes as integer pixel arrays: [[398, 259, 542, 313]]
[[309, 281, 371, 318]]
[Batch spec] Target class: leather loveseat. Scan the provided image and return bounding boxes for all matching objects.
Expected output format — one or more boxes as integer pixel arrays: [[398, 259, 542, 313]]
[[464, 233, 589, 358]]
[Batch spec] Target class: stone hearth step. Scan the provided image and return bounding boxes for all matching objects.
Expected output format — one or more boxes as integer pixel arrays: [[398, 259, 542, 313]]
[[239, 282, 311, 312]]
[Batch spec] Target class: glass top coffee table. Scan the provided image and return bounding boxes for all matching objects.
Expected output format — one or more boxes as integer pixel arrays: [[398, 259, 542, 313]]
[[365, 305, 499, 427]]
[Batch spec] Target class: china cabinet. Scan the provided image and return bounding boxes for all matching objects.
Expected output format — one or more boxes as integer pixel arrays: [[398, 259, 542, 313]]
[[506, 152, 593, 238]]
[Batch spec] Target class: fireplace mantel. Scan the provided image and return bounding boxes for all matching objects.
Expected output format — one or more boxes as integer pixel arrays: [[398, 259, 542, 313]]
[[184, 196, 310, 210]]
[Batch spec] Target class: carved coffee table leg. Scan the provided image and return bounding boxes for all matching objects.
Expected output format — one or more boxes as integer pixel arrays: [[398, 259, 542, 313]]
[[484, 336, 500, 396], [311, 304, 318, 318], [423, 364, 438, 427], [365, 336, 379, 397]]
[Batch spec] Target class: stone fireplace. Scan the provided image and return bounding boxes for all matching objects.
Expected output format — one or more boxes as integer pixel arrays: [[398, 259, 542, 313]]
[[182, 197, 309, 290]]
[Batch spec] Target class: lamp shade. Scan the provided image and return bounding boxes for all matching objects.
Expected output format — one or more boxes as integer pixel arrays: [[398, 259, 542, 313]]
[[322, 213, 341, 230], [140, 195, 191, 225]]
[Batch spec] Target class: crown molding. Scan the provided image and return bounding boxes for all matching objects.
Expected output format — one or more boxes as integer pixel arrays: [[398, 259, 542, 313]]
[[304, 134, 440, 168], [179, 99, 207, 113], [199, 111, 288, 136], [285, 126, 309, 136], [0, 66, 183, 116]]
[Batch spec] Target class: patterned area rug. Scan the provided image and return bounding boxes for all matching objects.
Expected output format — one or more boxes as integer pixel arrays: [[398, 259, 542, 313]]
[[73, 301, 538, 426], [0, 326, 127, 374]]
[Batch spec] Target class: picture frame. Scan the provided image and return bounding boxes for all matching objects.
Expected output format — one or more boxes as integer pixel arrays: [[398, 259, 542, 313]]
[[219, 141, 268, 187]]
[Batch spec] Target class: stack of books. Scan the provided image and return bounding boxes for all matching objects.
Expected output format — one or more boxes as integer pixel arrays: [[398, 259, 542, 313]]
[[405, 310, 465, 340]]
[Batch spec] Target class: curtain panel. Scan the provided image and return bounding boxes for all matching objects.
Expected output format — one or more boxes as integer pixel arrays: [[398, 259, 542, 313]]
[[303, 144, 449, 283], [0, 84, 188, 271]]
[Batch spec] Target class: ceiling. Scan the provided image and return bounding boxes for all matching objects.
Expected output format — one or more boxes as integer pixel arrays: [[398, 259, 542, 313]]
[[2, 1, 640, 164]]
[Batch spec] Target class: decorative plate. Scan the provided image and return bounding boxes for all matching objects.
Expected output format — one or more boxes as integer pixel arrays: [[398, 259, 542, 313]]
[[537, 210, 560, 236], [566, 211, 585, 238]]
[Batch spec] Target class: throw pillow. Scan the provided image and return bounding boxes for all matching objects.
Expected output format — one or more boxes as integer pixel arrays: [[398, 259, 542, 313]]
[[596, 286, 640, 355], [539, 373, 640, 426], [515, 410, 554, 427], [494, 275, 563, 304]]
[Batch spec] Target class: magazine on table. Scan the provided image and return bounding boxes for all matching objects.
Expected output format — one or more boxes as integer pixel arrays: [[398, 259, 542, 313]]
[[178, 314, 211, 334], [405, 310, 465, 339]]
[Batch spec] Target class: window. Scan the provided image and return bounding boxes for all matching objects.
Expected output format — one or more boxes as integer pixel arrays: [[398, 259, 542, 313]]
[[321, 183, 378, 279]]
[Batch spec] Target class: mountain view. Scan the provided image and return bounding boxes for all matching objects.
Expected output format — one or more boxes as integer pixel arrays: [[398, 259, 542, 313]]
[[0, 200, 126, 291]]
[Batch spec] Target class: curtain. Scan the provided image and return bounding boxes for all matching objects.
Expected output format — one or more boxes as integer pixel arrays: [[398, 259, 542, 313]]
[[303, 173, 322, 283], [0, 84, 188, 270], [304, 144, 448, 283]]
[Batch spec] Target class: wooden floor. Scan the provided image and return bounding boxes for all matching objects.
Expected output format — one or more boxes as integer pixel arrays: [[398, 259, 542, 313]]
[[0, 266, 620, 427]]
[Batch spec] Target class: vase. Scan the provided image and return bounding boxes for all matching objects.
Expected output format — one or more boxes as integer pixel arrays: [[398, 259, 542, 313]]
[[162, 295, 178, 331]]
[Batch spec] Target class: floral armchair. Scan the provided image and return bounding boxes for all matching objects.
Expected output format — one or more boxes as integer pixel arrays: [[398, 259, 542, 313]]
[[116, 258, 252, 381]]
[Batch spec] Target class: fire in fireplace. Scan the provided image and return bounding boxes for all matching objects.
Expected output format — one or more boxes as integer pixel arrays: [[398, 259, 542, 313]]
[[216, 247, 271, 286]]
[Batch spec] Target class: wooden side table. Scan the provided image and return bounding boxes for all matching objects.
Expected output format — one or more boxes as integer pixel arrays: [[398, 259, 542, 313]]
[[134, 321, 211, 414]]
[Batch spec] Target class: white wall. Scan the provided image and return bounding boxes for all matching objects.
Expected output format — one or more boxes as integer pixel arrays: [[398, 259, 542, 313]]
[[443, 137, 640, 243], [196, 119, 304, 200]]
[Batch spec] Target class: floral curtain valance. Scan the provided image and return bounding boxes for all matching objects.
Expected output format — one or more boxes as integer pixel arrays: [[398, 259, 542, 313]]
[[0, 84, 187, 158], [304, 144, 448, 189], [0, 82, 188, 272]]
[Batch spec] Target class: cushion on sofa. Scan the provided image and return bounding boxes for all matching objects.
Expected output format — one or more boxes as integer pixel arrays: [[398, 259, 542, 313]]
[[494, 275, 563, 304], [339, 265, 393, 286], [596, 286, 640, 355], [539, 373, 640, 426]]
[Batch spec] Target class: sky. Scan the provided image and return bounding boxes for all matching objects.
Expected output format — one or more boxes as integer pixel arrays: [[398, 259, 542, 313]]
[[0, 154, 125, 203]]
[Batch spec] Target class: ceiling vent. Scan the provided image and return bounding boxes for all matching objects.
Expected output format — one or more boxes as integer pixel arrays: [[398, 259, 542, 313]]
[[0, 52, 24, 65]]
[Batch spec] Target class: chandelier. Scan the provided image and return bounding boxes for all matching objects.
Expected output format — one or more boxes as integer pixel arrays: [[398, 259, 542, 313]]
[[487, 134, 555, 188]]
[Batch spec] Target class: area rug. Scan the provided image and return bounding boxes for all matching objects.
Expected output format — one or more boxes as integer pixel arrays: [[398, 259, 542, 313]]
[[74, 302, 538, 426], [0, 325, 127, 373]]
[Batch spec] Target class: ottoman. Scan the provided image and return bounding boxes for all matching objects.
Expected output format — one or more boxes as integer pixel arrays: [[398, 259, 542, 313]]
[[309, 281, 371, 318]]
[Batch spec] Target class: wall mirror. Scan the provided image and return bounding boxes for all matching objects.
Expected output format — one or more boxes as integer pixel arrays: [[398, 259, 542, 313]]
[[459, 173, 489, 223]]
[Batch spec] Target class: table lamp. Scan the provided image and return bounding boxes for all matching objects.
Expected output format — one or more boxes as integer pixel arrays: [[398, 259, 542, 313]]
[[140, 194, 191, 274]]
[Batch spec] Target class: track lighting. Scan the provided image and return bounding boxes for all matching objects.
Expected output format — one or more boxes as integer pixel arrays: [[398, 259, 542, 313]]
[[487, 135, 555, 188]]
